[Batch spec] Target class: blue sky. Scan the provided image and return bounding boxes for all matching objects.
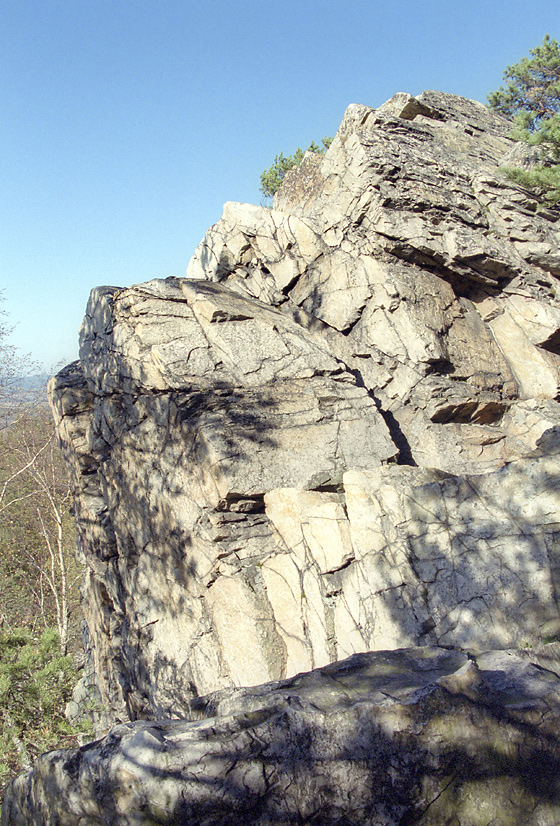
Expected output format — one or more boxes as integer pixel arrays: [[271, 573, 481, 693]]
[[1, 0, 559, 372]]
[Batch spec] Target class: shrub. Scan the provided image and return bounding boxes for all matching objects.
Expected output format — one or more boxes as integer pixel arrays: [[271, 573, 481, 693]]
[[0, 627, 90, 797], [488, 35, 560, 204], [260, 137, 333, 199]]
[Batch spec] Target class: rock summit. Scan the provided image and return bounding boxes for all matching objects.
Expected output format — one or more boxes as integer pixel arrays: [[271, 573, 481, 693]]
[[6, 90, 560, 825]]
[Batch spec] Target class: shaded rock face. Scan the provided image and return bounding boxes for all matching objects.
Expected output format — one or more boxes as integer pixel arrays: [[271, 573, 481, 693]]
[[47, 91, 560, 731], [6, 644, 560, 826], [8, 89, 560, 823]]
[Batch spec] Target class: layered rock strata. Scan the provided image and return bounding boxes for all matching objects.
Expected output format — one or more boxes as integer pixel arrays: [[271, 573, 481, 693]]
[[189, 91, 560, 472], [47, 90, 560, 731], [50, 278, 398, 725]]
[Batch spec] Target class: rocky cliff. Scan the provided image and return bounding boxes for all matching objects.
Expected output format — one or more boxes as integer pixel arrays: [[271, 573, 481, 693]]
[[6, 90, 560, 825]]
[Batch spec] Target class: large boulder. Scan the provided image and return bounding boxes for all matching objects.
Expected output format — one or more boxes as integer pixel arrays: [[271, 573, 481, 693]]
[[5, 644, 560, 826], [48, 90, 560, 731], [49, 277, 397, 726]]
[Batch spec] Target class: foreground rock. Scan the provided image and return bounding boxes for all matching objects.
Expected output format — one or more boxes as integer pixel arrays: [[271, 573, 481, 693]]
[[5, 644, 560, 826]]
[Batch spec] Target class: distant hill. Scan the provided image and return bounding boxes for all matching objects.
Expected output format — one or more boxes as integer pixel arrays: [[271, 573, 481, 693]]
[[13, 374, 50, 391], [0, 375, 50, 425]]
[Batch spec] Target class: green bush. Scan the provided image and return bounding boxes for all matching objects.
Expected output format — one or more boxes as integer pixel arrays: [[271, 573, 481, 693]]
[[0, 627, 90, 796], [260, 137, 333, 200]]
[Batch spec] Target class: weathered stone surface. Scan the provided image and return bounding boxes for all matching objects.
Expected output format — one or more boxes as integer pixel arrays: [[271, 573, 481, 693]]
[[258, 449, 560, 661], [342, 455, 560, 651], [8, 89, 560, 824], [6, 644, 560, 826], [45, 90, 560, 732], [49, 275, 397, 728], [192, 91, 560, 473]]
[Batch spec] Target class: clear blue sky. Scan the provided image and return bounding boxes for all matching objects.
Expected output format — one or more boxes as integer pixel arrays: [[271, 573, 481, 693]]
[[1, 0, 559, 372]]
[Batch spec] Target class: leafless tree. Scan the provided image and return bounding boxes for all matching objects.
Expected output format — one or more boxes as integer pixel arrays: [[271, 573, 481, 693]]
[[0, 294, 81, 653]]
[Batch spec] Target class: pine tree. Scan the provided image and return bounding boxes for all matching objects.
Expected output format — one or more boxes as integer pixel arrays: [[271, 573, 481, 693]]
[[488, 35, 560, 204], [260, 137, 333, 200]]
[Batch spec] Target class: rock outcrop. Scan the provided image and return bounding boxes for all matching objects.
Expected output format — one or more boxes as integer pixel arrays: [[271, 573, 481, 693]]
[[6, 644, 560, 826], [6, 89, 560, 824]]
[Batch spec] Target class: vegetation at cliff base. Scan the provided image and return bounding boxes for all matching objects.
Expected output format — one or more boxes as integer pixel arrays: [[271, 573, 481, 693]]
[[260, 137, 333, 200], [0, 293, 86, 798], [0, 407, 82, 654], [0, 627, 88, 793], [488, 34, 560, 204]]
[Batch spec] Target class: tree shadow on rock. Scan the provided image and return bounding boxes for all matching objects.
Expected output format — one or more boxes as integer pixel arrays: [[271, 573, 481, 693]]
[[364, 443, 560, 654], [33, 644, 560, 826]]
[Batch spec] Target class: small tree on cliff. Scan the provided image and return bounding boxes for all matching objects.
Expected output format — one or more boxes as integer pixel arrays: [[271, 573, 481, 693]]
[[260, 137, 333, 200], [488, 34, 560, 204]]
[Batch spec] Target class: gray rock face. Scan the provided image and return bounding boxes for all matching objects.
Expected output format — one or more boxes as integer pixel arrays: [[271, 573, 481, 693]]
[[50, 90, 560, 724], [50, 278, 397, 726], [6, 644, 560, 826], [6, 89, 560, 824], [189, 91, 560, 473]]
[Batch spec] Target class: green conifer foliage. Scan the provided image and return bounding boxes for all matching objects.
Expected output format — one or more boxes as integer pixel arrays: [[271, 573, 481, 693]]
[[488, 35, 560, 204], [260, 137, 333, 200], [0, 627, 89, 795]]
